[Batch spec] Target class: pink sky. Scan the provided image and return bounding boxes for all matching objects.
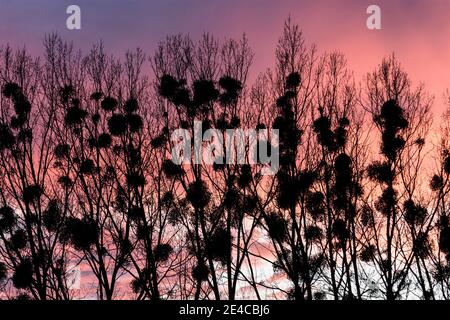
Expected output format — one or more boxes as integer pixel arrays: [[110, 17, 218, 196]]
[[1, 0, 449, 299], [1, 0, 450, 112]]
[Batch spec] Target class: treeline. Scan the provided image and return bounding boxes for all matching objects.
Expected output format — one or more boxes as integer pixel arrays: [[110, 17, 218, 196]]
[[0, 19, 450, 300]]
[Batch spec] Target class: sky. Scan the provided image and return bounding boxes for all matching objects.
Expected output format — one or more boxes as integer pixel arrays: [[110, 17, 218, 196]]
[[1, 0, 450, 113], [0, 0, 448, 298]]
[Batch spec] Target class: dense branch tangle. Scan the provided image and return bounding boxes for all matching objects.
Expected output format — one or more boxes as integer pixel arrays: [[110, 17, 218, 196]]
[[0, 20, 450, 300]]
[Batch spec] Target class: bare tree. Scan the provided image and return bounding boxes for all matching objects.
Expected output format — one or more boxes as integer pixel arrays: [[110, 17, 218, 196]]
[[362, 54, 433, 299], [0, 44, 73, 300]]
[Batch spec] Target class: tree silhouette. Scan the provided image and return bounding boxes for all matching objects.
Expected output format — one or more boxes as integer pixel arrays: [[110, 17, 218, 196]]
[[0, 45, 73, 299], [1, 20, 449, 301], [362, 55, 432, 300]]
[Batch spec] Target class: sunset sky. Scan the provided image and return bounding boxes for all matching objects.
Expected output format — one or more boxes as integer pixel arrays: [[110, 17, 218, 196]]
[[1, 0, 450, 113], [1, 1, 450, 301]]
